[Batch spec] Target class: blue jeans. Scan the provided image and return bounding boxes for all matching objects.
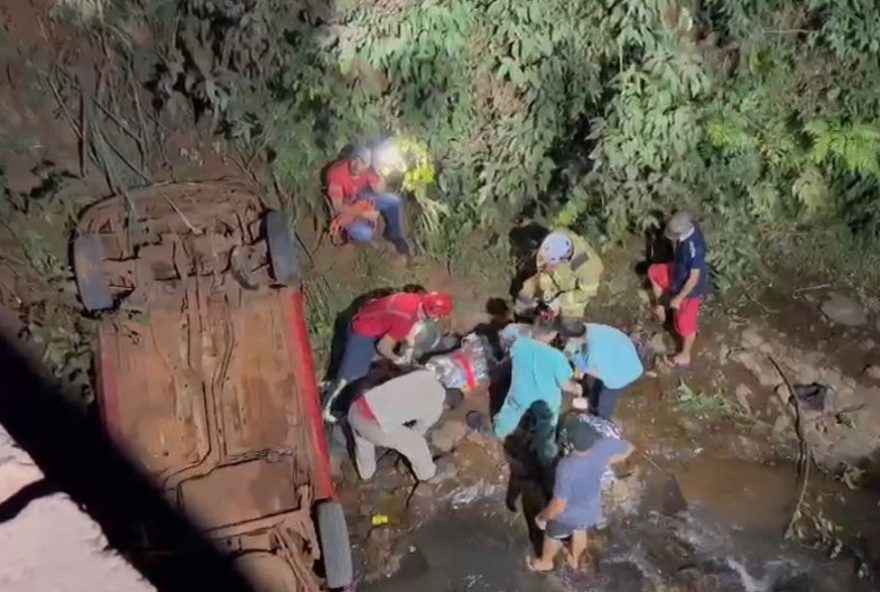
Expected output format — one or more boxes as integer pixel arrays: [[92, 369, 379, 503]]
[[589, 379, 625, 420], [323, 331, 377, 413], [346, 191, 411, 255]]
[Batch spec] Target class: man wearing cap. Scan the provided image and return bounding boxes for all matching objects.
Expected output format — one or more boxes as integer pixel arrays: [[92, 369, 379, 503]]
[[515, 228, 604, 319], [527, 419, 633, 573], [562, 322, 644, 420], [648, 212, 710, 367], [322, 290, 455, 422], [348, 368, 464, 481], [325, 146, 411, 256]]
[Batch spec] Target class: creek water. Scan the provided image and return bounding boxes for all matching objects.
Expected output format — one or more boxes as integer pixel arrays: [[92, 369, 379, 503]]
[[358, 449, 875, 592]]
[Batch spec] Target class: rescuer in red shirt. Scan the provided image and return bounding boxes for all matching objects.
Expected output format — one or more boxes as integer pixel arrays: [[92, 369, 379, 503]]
[[322, 290, 454, 422], [325, 146, 411, 256]]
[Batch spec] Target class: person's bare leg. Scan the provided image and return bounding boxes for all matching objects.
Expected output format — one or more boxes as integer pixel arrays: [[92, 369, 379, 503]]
[[564, 530, 588, 569], [673, 333, 695, 366], [526, 536, 564, 572], [650, 282, 666, 323]]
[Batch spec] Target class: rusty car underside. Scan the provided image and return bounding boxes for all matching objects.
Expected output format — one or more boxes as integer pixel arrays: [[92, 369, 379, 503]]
[[86, 183, 332, 592]]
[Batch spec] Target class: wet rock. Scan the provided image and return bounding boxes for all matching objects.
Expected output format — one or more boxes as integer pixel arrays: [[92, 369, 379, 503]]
[[604, 473, 648, 516], [835, 387, 859, 408], [788, 360, 820, 385], [773, 413, 794, 436], [649, 332, 668, 355], [817, 368, 844, 392], [428, 458, 458, 484], [862, 365, 880, 382], [821, 292, 868, 327], [740, 327, 764, 349], [430, 420, 468, 453], [731, 435, 767, 462], [719, 344, 731, 362], [638, 472, 687, 516], [774, 384, 792, 407], [465, 410, 491, 433], [730, 350, 780, 387], [734, 384, 753, 415]]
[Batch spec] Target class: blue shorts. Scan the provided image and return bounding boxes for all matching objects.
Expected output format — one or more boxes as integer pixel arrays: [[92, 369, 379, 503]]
[[545, 520, 589, 540]]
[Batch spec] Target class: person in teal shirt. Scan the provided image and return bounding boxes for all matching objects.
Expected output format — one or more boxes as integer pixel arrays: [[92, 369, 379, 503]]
[[494, 318, 582, 465], [562, 323, 644, 419]]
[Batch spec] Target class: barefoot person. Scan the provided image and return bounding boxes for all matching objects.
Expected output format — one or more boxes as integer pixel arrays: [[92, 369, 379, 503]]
[[527, 421, 633, 573], [647, 212, 709, 367]]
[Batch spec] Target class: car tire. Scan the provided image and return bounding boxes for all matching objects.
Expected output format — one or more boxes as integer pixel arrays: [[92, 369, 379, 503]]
[[316, 501, 353, 590], [264, 210, 300, 286], [73, 234, 113, 312]]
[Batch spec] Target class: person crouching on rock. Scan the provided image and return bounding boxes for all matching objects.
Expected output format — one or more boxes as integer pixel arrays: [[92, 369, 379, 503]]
[[561, 321, 645, 420], [647, 211, 710, 368], [347, 367, 464, 481], [323, 290, 454, 422], [527, 419, 634, 573], [515, 228, 603, 319]]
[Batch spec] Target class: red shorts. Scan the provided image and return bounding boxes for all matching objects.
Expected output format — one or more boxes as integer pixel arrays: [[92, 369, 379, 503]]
[[648, 263, 702, 337]]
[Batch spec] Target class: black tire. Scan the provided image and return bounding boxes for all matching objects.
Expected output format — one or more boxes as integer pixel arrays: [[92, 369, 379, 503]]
[[316, 501, 353, 590], [264, 210, 300, 286], [73, 234, 113, 312]]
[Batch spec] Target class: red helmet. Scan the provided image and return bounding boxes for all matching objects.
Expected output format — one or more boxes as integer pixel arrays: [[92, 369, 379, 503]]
[[421, 291, 453, 319]]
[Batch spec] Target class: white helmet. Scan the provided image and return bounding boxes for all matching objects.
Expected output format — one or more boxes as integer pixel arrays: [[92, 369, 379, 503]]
[[539, 231, 574, 265]]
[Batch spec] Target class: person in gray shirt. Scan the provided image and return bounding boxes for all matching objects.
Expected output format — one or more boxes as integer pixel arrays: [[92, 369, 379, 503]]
[[527, 417, 633, 572]]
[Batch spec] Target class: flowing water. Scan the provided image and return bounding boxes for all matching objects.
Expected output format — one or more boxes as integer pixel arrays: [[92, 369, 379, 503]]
[[357, 447, 876, 592]]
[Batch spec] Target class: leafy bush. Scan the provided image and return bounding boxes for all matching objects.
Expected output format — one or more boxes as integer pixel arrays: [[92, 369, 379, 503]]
[[148, 0, 880, 291]]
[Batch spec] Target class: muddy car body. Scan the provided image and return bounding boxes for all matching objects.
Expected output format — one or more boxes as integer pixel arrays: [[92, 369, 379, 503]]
[[73, 182, 351, 591]]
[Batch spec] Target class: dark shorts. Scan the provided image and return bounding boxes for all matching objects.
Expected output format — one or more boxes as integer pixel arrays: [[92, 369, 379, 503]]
[[546, 520, 589, 540]]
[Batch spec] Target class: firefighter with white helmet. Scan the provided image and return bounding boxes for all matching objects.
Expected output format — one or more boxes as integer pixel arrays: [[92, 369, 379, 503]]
[[515, 228, 604, 319]]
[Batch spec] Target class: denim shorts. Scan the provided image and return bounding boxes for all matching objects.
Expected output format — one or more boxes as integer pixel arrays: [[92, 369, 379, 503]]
[[545, 520, 589, 540]]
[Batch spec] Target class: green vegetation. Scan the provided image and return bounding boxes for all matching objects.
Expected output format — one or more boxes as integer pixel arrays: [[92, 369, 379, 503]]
[[134, 0, 880, 290], [675, 380, 740, 419]]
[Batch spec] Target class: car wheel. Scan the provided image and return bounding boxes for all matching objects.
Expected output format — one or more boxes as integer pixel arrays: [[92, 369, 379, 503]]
[[316, 501, 353, 590], [73, 234, 113, 312], [264, 210, 300, 286]]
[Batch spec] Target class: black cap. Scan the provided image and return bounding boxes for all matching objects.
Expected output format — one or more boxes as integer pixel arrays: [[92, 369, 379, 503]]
[[567, 416, 602, 452]]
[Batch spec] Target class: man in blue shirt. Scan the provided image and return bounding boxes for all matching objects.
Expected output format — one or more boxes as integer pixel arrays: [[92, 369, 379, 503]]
[[527, 419, 633, 572], [493, 318, 582, 465], [648, 211, 710, 367], [563, 323, 644, 419]]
